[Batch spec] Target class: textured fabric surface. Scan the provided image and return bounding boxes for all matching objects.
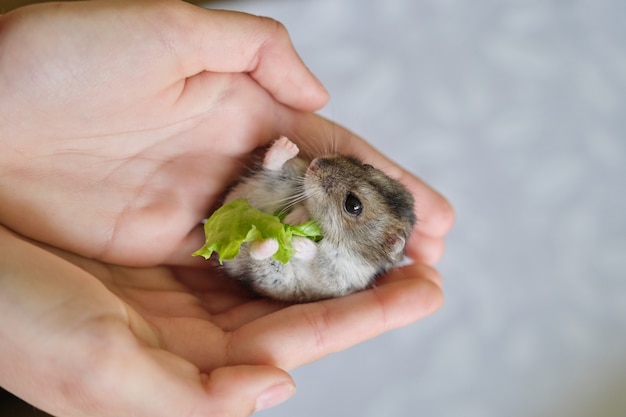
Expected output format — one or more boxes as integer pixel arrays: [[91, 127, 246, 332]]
[[205, 1, 626, 416]]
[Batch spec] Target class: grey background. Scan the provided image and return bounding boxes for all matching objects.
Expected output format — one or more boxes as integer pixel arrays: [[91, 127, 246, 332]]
[[0, 0, 623, 416], [206, 1, 626, 417]]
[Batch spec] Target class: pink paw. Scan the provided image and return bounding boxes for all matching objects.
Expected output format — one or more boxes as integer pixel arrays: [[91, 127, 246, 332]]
[[263, 136, 299, 171], [249, 238, 279, 260], [292, 237, 318, 261]]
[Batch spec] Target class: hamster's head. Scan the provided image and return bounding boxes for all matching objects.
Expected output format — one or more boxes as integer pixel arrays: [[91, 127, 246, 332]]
[[303, 154, 416, 267]]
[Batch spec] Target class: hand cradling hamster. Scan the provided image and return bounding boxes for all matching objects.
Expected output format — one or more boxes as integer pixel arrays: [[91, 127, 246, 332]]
[[219, 136, 416, 302]]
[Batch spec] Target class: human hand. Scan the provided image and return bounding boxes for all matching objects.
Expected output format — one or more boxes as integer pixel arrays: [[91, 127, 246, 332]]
[[0, 1, 454, 416], [0, 0, 451, 268], [0, 225, 443, 417], [0, 0, 329, 266]]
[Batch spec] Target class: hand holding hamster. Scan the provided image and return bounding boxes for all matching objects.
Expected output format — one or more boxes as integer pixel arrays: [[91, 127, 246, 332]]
[[208, 137, 416, 302], [0, 1, 453, 417]]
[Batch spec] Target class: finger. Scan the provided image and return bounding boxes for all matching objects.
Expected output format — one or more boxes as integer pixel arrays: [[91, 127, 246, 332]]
[[228, 264, 443, 370], [121, 350, 296, 417], [170, 3, 329, 111], [168, 223, 212, 267], [406, 234, 447, 266], [377, 262, 443, 288], [124, 345, 295, 416], [205, 365, 296, 415], [408, 179, 456, 238], [281, 113, 456, 237], [0, 229, 294, 417], [60, 345, 295, 417]]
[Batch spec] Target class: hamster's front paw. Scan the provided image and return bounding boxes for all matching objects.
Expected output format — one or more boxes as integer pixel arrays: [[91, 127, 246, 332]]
[[249, 238, 279, 260], [263, 136, 299, 171], [292, 237, 318, 261]]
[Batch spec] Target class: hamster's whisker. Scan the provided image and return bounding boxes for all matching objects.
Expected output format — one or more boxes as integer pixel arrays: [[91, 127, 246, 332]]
[[289, 133, 319, 160], [280, 193, 308, 210], [295, 135, 315, 158], [275, 192, 310, 218], [302, 188, 323, 205], [296, 131, 327, 158], [275, 193, 307, 208], [273, 189, 307, 205], [316, 117, 338, 155], [331, 130, 339, 154]]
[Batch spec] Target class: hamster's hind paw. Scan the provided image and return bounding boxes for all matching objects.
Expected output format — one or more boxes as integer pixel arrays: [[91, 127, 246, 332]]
[[263, 136, 299, 171], [249, 238, 279, 260]]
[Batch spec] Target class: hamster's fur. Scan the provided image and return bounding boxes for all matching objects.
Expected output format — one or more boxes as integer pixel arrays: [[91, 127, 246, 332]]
[[222, 137, 415, 302]]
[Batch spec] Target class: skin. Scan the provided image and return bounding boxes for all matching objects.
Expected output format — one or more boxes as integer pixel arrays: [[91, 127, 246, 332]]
[[0, 1, 455, 417]]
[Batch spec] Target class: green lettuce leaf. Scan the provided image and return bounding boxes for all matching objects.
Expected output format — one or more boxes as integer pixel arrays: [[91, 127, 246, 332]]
[[192, 198, 323, 264]]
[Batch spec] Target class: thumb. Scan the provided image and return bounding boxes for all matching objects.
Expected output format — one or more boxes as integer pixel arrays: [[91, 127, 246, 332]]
[[202, 365, 296, 416]]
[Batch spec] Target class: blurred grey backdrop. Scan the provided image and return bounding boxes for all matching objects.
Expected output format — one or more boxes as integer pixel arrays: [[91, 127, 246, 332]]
[[205, 1, 626, 417]]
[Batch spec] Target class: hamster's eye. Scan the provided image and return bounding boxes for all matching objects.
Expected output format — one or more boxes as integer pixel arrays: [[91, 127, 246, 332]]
[[344, 192, 363, 217]]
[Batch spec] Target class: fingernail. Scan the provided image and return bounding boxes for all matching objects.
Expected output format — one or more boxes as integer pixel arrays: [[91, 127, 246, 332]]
[[255, 382, 296, 412]]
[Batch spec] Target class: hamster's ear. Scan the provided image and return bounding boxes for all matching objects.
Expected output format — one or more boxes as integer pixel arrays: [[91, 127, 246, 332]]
[[386, 234, 406, 261]]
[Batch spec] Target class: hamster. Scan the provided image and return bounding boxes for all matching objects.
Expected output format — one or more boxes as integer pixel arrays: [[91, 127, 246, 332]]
[[221, 136, 416, 302]]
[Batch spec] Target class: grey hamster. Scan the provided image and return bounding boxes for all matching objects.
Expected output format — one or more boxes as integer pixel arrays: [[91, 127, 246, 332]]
[[222, 136, 416, 302]]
